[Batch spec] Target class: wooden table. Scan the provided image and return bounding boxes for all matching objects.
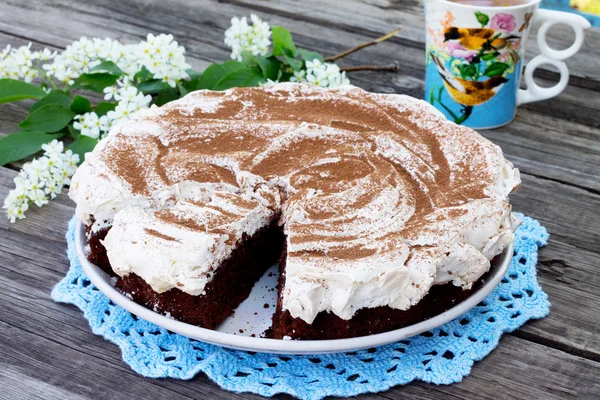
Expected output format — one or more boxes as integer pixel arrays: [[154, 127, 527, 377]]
[[1, 1, 599, 399]]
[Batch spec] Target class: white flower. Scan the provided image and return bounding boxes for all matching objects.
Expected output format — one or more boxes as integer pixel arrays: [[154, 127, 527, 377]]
[[29, 189, 48, 207], [225, 14, 272, 61], [41, 140, 64, 156], [61, 149, 80, 170], [300, 58, 351, 89], [73, 112, 112, 139], [261, 79, 279, 87], [74, 112, 101, 139], [135, 34, 190, 87], [290, 70, 306, 83], [102, 82, 151, 135], [26, 158, 47, 180], [114, 85, 138, 102], [3, 200, 28, 223], [0, 43, 51, 83], [44, 179, 62, 199], [305, 59, 322, 70], [3, 140, 80, 222], [103, 85, 118, 100], [37, 48, 56, 61], [45, 154, 64, 174]]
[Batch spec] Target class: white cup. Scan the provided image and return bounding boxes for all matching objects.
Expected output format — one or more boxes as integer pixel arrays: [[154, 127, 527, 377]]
[[424, 0, 590, 129]]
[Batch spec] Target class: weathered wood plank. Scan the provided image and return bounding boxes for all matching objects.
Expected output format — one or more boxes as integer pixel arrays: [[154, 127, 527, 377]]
[[407, 335, 600, 400], [0, 364, 88, 400], [510, 173, 600, 254], [516, 240, 600, 361]]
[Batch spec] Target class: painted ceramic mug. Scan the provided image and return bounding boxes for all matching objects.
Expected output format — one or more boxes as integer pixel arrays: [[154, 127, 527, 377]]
[[424, 0, 590, 129]]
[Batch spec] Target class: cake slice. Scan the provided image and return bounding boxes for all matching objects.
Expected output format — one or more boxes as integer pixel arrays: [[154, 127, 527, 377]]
[[103, 191, 282, 328]]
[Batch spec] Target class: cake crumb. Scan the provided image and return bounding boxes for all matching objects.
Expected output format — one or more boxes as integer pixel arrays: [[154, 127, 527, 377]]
[[283, 335, 292, 340], [263, 303, 269, 308]]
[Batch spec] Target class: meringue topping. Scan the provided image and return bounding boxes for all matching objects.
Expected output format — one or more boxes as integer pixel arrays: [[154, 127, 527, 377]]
[[69, 83, 520, 324]]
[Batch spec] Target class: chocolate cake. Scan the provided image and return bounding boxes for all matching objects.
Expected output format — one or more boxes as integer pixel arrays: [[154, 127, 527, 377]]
[[70, 83, 520, 340]]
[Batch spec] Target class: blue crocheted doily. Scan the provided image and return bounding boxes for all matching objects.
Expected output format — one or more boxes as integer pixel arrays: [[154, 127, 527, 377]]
[[52, 213, 550, 399]]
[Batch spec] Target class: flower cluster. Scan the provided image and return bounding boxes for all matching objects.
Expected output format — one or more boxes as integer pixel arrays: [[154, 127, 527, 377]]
[[1, 17, 397, 224], [290, 59, 350, 88], [0, 44, 55, 83], [43, 37, 127, 85], [224, 14, 272, 61], [42, 34, 190, 87], [3, 140, 79, 222], [138, 34, 190, 87], [74, 79, 152, 139], [104, 80, 152, 131], [73, 112, 109, 139]]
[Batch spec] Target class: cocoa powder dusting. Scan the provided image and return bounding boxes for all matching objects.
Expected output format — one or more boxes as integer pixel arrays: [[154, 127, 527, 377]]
[[143, 228, 178, 242], [103, 84, 499, 265]]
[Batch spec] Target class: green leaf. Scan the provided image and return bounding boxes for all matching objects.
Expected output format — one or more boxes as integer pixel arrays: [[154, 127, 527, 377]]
[[68, 136, 98, 162], [68, 124, 80, 140], [284, 56, 303, 71], [484, 62, 509, 77], [482, 52, 500, 61], [70, 95, 92, 114], [94, 102, 116, 117], [90, 61, 124, 75], [18, 104, 75, 133], [185, 68, 202, 80], [73, 73, 120, 93], [155, 87, 180, 106], [181, 79, 199, 94], [475, 11, 489, 27], [297, 48, 324, 63], [458, 63, 478, 80], [0, 131, 63, 166], [240, 50, 258, 66], [255, 56, 281, 80], [278, 70, 293, 82], [134, 66, 153, 82], [271, 26, 296, 58], [177, 82, 189, 97], [29, 90, 71, 113], [0, 79, 47, 104], [137, 79, 170, 94], [196, 61, 247, 90], [213, 68, 264, 91]]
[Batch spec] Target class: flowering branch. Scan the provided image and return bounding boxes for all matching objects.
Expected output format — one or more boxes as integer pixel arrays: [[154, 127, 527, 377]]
[[324, 27, 402, 62], [1, 15, 401, 222], [3, 140, 78, 222]]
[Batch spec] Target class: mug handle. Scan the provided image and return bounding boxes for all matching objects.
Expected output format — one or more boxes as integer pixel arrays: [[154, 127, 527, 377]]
[[517, 9, 591, 106]]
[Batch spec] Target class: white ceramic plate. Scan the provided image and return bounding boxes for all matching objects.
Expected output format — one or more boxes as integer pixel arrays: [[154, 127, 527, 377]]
[[76, 221, 512, 354]]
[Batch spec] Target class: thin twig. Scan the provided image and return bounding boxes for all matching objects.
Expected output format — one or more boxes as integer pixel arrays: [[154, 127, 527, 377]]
[[341, 63, 400, 73], [325, 27, 402, 62]]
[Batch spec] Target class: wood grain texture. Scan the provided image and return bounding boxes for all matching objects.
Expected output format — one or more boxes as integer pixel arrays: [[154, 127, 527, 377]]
[[0, 0, 599, 399]]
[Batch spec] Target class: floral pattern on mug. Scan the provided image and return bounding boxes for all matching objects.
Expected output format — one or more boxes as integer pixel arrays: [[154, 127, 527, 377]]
[[426, 10, 530, 125], [491, 13, 517, 32]]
